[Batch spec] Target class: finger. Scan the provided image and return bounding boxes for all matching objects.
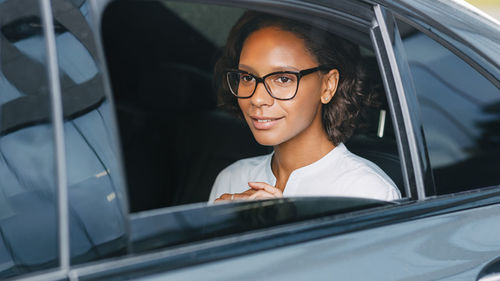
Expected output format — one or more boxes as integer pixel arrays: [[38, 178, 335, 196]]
[[221, 193, 233, 200], [248, 182, 283, 197], [248, 190, 275, 200], [214, 198, 224, 203], [232, 192, 250, 200], [247, 182, 271, 190], [216, 193, 233, 202], [217, 191, 256, 201], [241, 189, 257, 196], [230, 189, 258, 200]]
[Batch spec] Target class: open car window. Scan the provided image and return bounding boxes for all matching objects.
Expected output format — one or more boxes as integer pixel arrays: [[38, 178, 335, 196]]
[[102, 0, 407, 214]]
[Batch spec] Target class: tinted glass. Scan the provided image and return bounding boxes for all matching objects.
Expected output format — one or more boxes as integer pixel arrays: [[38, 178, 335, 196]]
[[0, 0, 58, 277], [397, 20, 500, 194], [51, 0, 128, 265]]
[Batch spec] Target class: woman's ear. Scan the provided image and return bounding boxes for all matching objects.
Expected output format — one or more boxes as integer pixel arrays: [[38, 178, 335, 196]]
[[321, 69, 339, 104]]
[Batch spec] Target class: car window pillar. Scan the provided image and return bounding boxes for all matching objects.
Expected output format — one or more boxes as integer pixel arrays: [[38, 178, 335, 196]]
[[40, 0, 71, 274], [370, 5, 434, 200]]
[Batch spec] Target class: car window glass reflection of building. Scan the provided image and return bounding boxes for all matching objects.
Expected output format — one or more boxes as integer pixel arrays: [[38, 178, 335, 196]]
[[397, 19, 500, 194], [50, 0, 129, 266], [0, 0, 58, 278], [52, 0, 98, 84]]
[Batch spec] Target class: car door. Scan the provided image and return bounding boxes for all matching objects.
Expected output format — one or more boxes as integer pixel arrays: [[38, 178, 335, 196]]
[[2, 0, 500, 280], [84, 0, 500, 280], [118, 1, 500, 279]]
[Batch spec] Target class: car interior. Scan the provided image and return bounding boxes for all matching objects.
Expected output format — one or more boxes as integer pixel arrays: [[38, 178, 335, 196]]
[[101, 0, 406, 212]]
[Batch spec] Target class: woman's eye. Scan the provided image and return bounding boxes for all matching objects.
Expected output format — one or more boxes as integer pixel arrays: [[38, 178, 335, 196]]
[[273, 75, 295, 85], [240, 75, 254, 83], [277, 76, 291, 83]]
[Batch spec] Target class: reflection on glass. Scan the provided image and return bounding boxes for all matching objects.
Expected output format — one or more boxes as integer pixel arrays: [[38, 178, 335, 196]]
[[0, 0, 58, 278], [397, 20, 500, 194], [50, 0, 129, 265]]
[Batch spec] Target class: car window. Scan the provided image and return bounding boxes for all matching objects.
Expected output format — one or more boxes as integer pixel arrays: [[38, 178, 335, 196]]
[[396, 19, 500, 195], [50, 0, 129, 266], [102, 0, 406, 213], [0, 0, 58, 278]]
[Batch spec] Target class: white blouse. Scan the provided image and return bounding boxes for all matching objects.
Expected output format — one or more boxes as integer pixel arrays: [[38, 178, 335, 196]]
[[208, 143, 401, 202]]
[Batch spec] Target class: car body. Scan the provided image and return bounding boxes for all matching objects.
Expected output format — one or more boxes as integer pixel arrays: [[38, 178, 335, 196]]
[[0, 0, 500, 280]]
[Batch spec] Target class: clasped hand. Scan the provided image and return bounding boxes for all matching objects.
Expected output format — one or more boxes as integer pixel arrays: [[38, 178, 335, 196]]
[[214, 182, 283, 202]]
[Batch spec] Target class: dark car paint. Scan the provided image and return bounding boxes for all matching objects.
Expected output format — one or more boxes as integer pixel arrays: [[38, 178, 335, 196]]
[[66, 186, 500, 280]]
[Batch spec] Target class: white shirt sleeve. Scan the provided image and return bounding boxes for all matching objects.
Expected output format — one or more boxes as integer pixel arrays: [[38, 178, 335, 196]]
[[208, 154, 272, 203], [208, 167, 231, 203], [346, 172, 401, 201]]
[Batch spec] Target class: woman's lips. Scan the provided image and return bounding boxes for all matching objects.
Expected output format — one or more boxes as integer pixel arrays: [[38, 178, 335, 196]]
[[250, 116, 284, 130]]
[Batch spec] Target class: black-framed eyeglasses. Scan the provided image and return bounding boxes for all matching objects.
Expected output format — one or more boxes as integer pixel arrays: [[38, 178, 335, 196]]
[[225, 66, 329, 100]]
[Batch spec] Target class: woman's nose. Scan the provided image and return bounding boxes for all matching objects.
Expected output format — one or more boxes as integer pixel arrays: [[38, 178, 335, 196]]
[[250, 82, 274, 107]]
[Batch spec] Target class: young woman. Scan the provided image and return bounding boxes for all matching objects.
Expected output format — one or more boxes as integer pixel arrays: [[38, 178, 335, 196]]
[[209, 12, 401, 202]]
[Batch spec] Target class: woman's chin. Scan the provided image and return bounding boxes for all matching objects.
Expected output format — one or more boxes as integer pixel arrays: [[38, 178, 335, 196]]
[[252, 132, 283, 147]]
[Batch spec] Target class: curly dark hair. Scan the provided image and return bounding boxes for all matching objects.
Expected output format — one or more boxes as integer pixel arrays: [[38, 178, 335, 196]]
[[214, 11, 378, 145]]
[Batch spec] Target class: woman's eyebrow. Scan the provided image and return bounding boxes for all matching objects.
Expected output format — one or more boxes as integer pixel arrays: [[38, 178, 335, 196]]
[[270, 65, 300, 72], [238, 64, 300, 74], [238, 64, 256, 72]]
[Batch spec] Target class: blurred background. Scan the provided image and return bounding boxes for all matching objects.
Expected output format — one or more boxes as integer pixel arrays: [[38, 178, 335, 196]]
[[466, 0, 500, 21]]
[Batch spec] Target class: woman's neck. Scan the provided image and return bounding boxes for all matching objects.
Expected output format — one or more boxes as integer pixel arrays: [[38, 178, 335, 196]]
[[271, 121, 335, 191]]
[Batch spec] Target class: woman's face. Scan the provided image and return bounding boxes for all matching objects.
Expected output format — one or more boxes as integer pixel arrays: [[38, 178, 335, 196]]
[[237, 27, 337, 146]]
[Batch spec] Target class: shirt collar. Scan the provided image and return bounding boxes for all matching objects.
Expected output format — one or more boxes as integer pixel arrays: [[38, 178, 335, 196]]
[[266, 142, 346, 181]]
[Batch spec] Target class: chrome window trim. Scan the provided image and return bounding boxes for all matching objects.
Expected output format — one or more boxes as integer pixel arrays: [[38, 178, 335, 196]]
[[40, 0, 70, 275], [11, 269, 68, 281]]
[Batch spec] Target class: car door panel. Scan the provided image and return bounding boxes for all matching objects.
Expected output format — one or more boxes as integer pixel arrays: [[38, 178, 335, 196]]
[[137, 202, 500, 281]]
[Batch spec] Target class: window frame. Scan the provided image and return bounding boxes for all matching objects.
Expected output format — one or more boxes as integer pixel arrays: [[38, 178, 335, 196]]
[[65, 0, 422, 278], [370, 5, 429, 200], [41, 0, 71, 276]]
